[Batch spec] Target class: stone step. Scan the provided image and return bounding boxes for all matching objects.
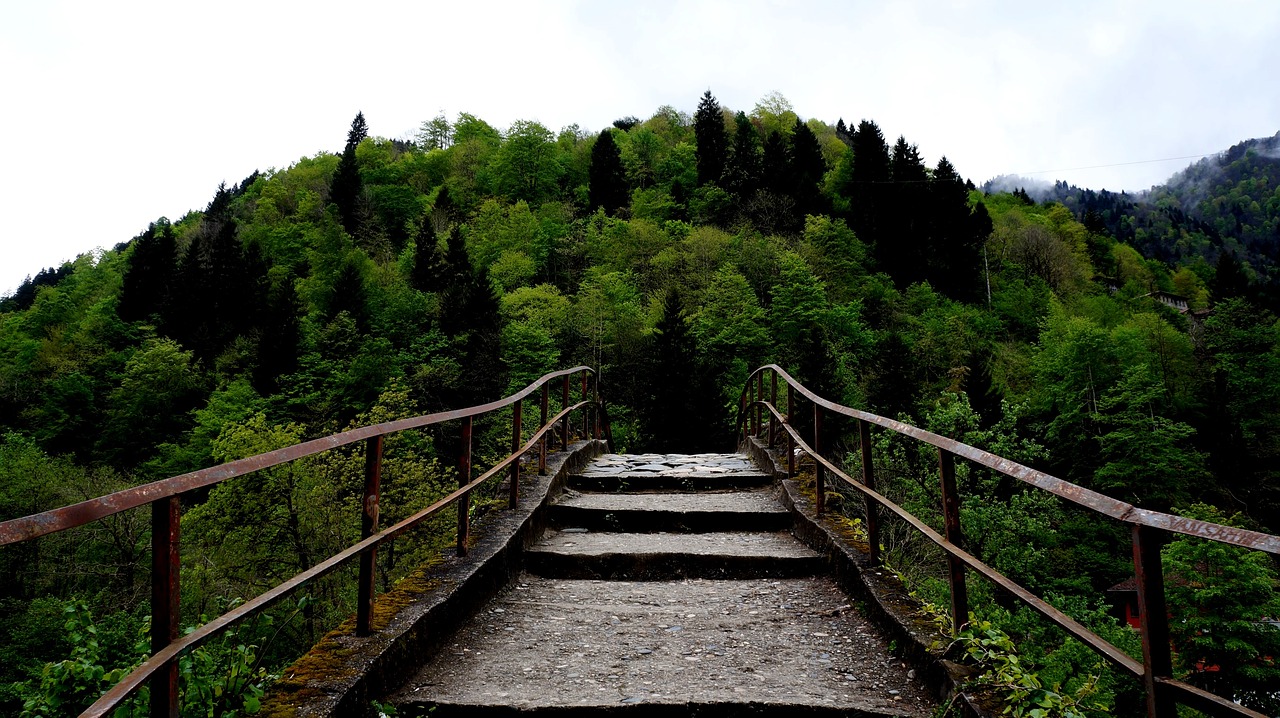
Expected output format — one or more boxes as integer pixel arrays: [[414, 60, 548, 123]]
[[389, 575, 934, 716], [550, 491, 792, 533], [569, 453, 772, 493], [526, 531, 822, 581]]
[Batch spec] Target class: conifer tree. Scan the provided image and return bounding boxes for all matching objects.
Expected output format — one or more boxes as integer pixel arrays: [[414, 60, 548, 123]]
[[331, 112, 368, 236], [924, 156, 985, 300], [409, 219, 445, 293], [431, 185, 457, 234], [846, 120, 892, 273], [761, 130, 790, 195], [638, 290, 726, 452], [173, 218, 264, 362], [119, 221, 177, 325], [693, 91, 728, 187], [253, 276, 302, 393], [327, 255, 369, 331], [588, 129, 628, 215], [725, 111, 762, 198], [789, 120, 827, 215]]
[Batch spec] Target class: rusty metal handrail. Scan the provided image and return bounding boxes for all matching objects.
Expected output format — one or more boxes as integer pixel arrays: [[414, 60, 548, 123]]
[[0, 366, 595, 546], [0, 366, 606, 718], [737, 364, 1273, 718]]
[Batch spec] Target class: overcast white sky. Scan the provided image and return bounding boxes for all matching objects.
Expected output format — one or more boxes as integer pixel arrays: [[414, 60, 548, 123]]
[[2, 0, 1278, 295]]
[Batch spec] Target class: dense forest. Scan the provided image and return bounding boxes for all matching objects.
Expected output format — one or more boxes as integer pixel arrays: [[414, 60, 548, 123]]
[[1, 92, 1278, 716]]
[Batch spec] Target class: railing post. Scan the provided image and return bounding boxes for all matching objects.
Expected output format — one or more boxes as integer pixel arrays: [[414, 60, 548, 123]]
[[938, 449, 968, 634], [592, 371, 601, 440], [150, 496, 180, 718], [561, 375, 570, 450], [786, 385, 795, 477], [813, 404, 825, 515], [357, 435, 384, 636], [581, 370, 589, 439], [539, 383, 549, 475], [756, 372, 765, 438], [1133, 524, 1175, 718], [858, 420, 880, 566], [509, 400, 523, 509], [768, 372, 777, 448], [457, 416, 473, 556]]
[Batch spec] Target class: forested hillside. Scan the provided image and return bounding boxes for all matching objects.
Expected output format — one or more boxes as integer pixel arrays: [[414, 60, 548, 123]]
[[997, 131, 1280, 309], [2, 93, 1278, 715]]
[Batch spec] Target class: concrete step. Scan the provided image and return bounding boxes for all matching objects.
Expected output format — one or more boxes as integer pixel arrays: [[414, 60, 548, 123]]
[[526, 531, 822, 580], [550, 491, 792, 533], [389, 575, 935, 716], [570, 453, 771, 493]]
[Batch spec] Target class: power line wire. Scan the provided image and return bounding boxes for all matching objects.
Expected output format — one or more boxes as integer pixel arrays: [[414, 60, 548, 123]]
[[1012, 153, 1218, 176]]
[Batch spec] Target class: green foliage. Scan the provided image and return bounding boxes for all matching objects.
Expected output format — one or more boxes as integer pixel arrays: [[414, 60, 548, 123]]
[[1162, 504, 1280, 713], [15, 599, 282, 718], [955, 619, 1105, 718], [4, 96, 1280, 715]]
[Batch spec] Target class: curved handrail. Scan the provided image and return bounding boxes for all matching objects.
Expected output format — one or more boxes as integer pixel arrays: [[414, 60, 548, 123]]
[[0, 366, 594, 545], [84, 400, 590, 717], [0, 366, 606, 717], [744, 364, 1280, 554], [737, 365, 1274, 718]]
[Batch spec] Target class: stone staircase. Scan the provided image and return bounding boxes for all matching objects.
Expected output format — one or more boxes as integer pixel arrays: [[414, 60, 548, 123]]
[[388, 453, 936, 716]]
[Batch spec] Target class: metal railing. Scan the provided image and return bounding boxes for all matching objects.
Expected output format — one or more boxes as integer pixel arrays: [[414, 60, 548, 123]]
[[0, 366, 608, 718], [738, 364, 1279, 718]]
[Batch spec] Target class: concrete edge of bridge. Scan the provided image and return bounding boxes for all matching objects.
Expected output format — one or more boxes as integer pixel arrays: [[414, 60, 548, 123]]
[[741, 436, 993, 718], [264, 439, 608, 718]]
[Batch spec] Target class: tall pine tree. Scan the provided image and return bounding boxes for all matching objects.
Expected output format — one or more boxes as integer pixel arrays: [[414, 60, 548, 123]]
[[638, 290, 727, 452], [118, 221, 177, 326], [588, 129, 628, 215], [846, 120, 892, 274], [409, 218, 445, 293], [924, 156, 985, 300], [331, 112, 368, 236], [725, 111, 762, 198], [789, 119, 827, 216], [693, 91, 728, 187]]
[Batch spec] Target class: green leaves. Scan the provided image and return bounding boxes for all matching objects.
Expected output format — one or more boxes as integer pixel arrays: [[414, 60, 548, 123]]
[[956, 619, 1102, 718]]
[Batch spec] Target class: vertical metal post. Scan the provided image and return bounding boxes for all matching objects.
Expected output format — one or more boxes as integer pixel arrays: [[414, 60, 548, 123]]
[[938, 449, 968, 634], [357, 435, 384, 636], [150, 496, 180, 718], [786, 386, 795, 477], [813, 405, 825, 515], [539, 384, 549, 475], [768, 372, 778, 448], [593, 372, 602, 440], [1133, 524, 1175, 718], [509, 400, 523, 509], [755, 372, 765, 438], [457, 416, 473, 556], [561, 375, 571, 450], [581, 371, 589, 438], [858, 420, 880, 566]]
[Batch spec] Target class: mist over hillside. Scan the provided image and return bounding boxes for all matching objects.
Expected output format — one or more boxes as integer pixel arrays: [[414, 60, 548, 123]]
[[983, 131, 1280, 303]]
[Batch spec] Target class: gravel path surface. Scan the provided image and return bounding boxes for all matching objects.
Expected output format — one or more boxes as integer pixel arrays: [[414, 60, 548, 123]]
[[394, 575, 935, 715]]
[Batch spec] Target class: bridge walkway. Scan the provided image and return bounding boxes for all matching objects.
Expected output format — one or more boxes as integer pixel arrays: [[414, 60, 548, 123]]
[[387, 452, 937, 716]]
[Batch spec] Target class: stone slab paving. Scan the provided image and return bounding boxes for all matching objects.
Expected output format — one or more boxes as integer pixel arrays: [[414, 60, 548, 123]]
[[387, 453, 939, 716], [532, 530, 820, 559], [554, 491, 790, 516], [392, 575, 934, 715], [579, 453, 764, 477]]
